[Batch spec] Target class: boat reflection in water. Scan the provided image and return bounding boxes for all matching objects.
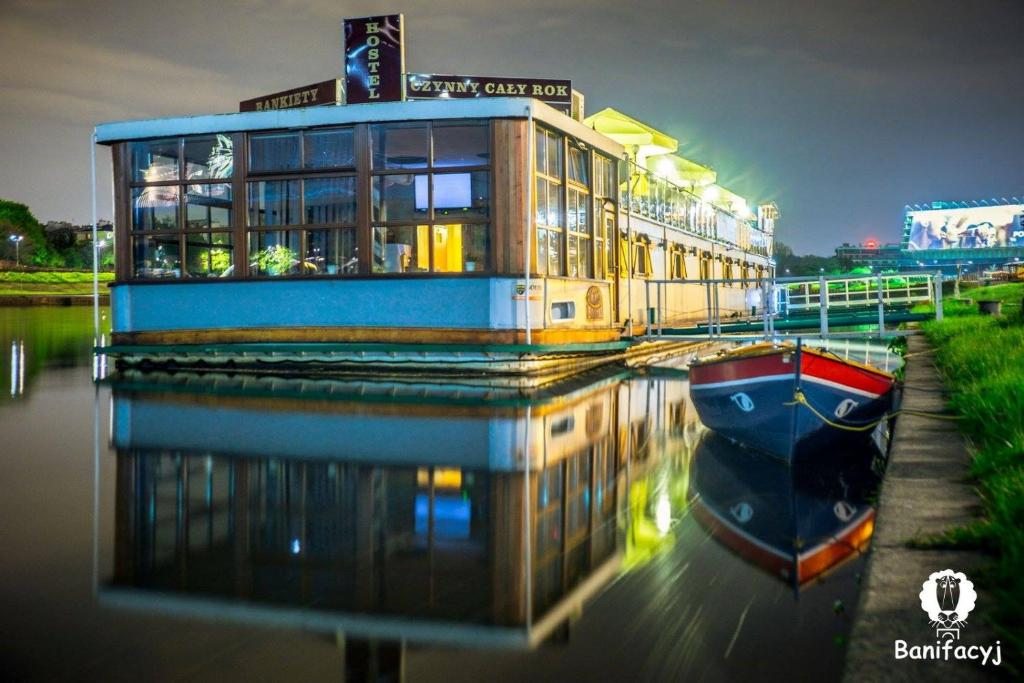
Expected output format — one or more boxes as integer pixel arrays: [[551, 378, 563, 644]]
[[98, 367, 700, 676], [690, 432, 881, 589]]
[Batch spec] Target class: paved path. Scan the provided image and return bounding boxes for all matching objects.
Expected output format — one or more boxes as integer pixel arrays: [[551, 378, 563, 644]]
[[844, 333, 1001, 681]]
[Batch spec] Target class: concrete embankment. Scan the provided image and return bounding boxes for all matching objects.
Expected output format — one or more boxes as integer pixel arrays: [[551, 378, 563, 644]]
[[843, 334, 999, 681], [0, 294, 109, 306]]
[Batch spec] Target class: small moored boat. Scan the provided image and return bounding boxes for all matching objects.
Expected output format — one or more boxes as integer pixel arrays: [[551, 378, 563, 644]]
[[688, 340, 895, 461]]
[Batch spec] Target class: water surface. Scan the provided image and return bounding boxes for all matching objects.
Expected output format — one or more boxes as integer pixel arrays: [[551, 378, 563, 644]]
[[0, 307, 893, 681]]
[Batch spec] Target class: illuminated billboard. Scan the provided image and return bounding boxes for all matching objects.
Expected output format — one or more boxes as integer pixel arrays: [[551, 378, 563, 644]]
[[906, 205, 1024, 250]]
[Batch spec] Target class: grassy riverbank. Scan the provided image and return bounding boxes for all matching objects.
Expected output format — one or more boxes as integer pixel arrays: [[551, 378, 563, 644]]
[[919, 282, 1024, 657], [0, 271, 113, 297]]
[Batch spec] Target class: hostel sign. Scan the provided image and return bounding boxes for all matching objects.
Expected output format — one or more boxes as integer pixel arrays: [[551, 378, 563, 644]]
[[406, 74, 572, 110], [344, 14, 405, 104]]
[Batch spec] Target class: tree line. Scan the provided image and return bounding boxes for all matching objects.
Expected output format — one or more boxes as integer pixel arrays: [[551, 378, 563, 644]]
[[0, 199, 113, 269]]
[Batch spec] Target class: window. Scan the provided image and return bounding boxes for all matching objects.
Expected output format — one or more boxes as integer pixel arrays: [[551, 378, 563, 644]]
[[371, 122, 491, 273], [535, 126, 563, 276], [593, 156, 616, 280], [670, 244, 687, 279], [633, 241, 652, 278], [247, 127, 357, 277], [619, 232, 652, 278], [125, 120, 494, 281], [130, 136, 235, 279], [699, 252, 712, 281], [566, 147, 591, 278]]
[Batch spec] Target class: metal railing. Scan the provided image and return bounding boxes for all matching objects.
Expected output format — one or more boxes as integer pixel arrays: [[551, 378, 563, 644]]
[[640, 271, 944, 340], [785, 273, 933, 311]]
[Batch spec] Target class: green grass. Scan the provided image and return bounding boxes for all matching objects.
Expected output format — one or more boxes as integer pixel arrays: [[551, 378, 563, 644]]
[[0, 271, 114, 296], [920, 282, 1024, 660]]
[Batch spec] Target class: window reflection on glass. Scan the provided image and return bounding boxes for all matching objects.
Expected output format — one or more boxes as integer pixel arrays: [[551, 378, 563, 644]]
[[305, 177, 356, 225], [567, 234, 579, 278], [548, 230, 563, 276], [132, 186, 179, 230], [184, 135, 234, 180], [535, 129, 547, 175], [306, 228, 357, 275], [249, 132, 300, 173], [373, 225, 427, 273], [568, 233, 591, 279], [546, 132, 562, 178], [303, 128, 354, 169], [371, 124, 428, 169], [133, 235, 181, 278], [185, 232, 234, 278], [372, 174, 424, 222], [546, 183, 562, 225], [131, 138, 179, 182], [249, 230, 303, 277], [569, 188, 588, 233], [433, 124, 489, 168], [568, 147, 588, 185], [248, 180, 300, 226], [534, 178, 547, 226], [594, 155, 615, 199], [186, 184, 232, 230]]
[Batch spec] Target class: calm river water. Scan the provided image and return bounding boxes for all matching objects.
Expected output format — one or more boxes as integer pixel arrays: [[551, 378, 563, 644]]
[[0, 307, 893, 682]]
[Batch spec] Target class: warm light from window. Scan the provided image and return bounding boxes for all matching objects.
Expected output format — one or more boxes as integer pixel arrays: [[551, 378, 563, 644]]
[[416, 467, 463, 489]]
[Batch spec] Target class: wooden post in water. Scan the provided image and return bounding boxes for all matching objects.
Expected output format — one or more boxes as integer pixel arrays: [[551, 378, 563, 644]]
[[819, 275, 829, 337]]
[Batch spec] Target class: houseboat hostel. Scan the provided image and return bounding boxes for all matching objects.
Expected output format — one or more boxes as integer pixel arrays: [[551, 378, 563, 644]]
[[94, 13, 777, 377]]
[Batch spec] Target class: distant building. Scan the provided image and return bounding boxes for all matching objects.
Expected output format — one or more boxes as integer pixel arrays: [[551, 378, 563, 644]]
[[834, 240, 903, 270], [44, 220, 113, 243], [835, 199, 1024, 275]]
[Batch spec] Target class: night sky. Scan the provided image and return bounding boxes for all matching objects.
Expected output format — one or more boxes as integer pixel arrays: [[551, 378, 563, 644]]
[[1, 0, 1021, 254]]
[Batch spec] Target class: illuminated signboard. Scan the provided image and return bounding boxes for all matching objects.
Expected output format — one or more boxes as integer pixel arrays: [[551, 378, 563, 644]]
[[906, 205, 1024, 250], [239, 79, 340, 112], [406, 74, 572, 111], [344, 14, 405, 104]]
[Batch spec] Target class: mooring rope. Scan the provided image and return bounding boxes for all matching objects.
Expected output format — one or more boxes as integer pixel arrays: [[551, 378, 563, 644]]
[[784, 389, 963, 432]]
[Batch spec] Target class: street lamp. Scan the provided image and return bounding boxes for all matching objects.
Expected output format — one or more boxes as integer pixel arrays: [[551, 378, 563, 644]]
[[8, 234, 23, 266]]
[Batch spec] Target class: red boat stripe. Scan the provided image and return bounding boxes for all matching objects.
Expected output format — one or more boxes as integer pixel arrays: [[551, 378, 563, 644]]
[[800, 375, 885, 399], [801, 354, 893, 396], [691, 351, 893, 397], [689, 353, 792, 385]]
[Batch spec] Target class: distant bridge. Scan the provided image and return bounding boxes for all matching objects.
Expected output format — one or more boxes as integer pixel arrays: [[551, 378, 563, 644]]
[[640, 272, 943, 339]]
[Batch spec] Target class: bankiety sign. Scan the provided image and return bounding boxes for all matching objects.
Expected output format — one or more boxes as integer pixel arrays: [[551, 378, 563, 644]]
[[239, 80, 341, 113], [344, 14, 404, 104], [406, 74, 572, 109]]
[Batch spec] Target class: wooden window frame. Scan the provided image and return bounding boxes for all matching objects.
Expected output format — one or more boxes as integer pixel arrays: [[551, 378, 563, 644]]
[[369, 121, 492, 275]]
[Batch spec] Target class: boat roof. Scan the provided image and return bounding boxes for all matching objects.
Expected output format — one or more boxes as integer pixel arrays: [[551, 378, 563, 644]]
[[94, 97, 625, 158]]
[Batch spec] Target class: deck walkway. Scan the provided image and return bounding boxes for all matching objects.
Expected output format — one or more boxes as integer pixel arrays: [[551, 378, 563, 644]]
[[843, 334, 998, 681]]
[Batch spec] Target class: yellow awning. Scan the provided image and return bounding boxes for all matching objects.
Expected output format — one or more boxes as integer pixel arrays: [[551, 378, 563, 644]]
[[648, 153, 717, 187], [584, 108, 678, 157]]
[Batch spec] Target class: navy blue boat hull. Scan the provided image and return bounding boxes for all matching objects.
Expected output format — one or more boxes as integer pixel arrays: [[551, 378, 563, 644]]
[[688, 345, 895, 462]]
